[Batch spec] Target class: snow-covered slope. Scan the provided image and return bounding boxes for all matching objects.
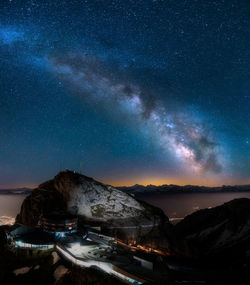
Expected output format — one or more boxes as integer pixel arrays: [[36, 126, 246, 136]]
[[53, 171, 145, 221]]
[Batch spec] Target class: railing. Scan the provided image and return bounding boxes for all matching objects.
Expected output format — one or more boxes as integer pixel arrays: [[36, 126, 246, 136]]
[[14, 241, 54, 250]]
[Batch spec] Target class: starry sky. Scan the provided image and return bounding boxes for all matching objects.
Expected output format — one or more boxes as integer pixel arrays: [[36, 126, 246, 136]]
[[0, 0, 250, 187]]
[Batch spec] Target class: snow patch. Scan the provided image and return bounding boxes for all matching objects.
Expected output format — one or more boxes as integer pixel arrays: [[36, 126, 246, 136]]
[[214, 229, 232, 246], [67, 182, 145, 221]]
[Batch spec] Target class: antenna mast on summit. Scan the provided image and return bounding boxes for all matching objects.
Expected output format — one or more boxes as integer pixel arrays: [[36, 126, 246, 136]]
[[80, 162, 83, 174]]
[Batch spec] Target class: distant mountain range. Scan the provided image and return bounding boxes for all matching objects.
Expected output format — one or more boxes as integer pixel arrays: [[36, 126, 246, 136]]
[[116, 184, 250, 194], [1, 184, 250, 195], [0, 188, 32, 195]]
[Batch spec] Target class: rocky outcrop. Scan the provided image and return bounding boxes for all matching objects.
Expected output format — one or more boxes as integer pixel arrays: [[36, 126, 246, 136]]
[[174, 198, 250, 260], [16, 180, 67, 227]]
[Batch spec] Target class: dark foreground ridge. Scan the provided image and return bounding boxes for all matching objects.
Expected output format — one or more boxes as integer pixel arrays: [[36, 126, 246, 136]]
[[175, 198, 250, 259], [0, 170, 250, 284]]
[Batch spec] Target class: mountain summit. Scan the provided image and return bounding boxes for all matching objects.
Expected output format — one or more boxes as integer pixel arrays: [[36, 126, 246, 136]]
[[16, 170, 172, 247]]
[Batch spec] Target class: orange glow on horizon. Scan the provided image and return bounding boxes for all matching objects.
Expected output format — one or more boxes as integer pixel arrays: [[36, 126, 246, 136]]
[[105, 174, 241, 187], [1, 173, 248, 189]]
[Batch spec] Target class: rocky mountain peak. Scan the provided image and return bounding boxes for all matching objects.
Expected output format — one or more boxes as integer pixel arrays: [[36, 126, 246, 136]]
[[16, 170, 168, 231]]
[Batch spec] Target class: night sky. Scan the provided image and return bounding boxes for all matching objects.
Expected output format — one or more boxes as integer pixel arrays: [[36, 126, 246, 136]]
[[0, 0, 250, 187]]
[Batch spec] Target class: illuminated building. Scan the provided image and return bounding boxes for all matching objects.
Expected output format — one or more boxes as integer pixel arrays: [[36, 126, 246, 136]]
[[41, 213, 78, 233], [6, 225, 55, 257], [5, 214, 147, 284]]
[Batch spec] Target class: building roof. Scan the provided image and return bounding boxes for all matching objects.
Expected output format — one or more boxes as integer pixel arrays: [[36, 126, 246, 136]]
[[10, 226, 55, 245]]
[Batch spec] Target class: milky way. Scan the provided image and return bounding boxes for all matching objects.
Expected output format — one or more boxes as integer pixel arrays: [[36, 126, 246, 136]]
[[1, 0, 250, 187], [50, 54, 223, 174]]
